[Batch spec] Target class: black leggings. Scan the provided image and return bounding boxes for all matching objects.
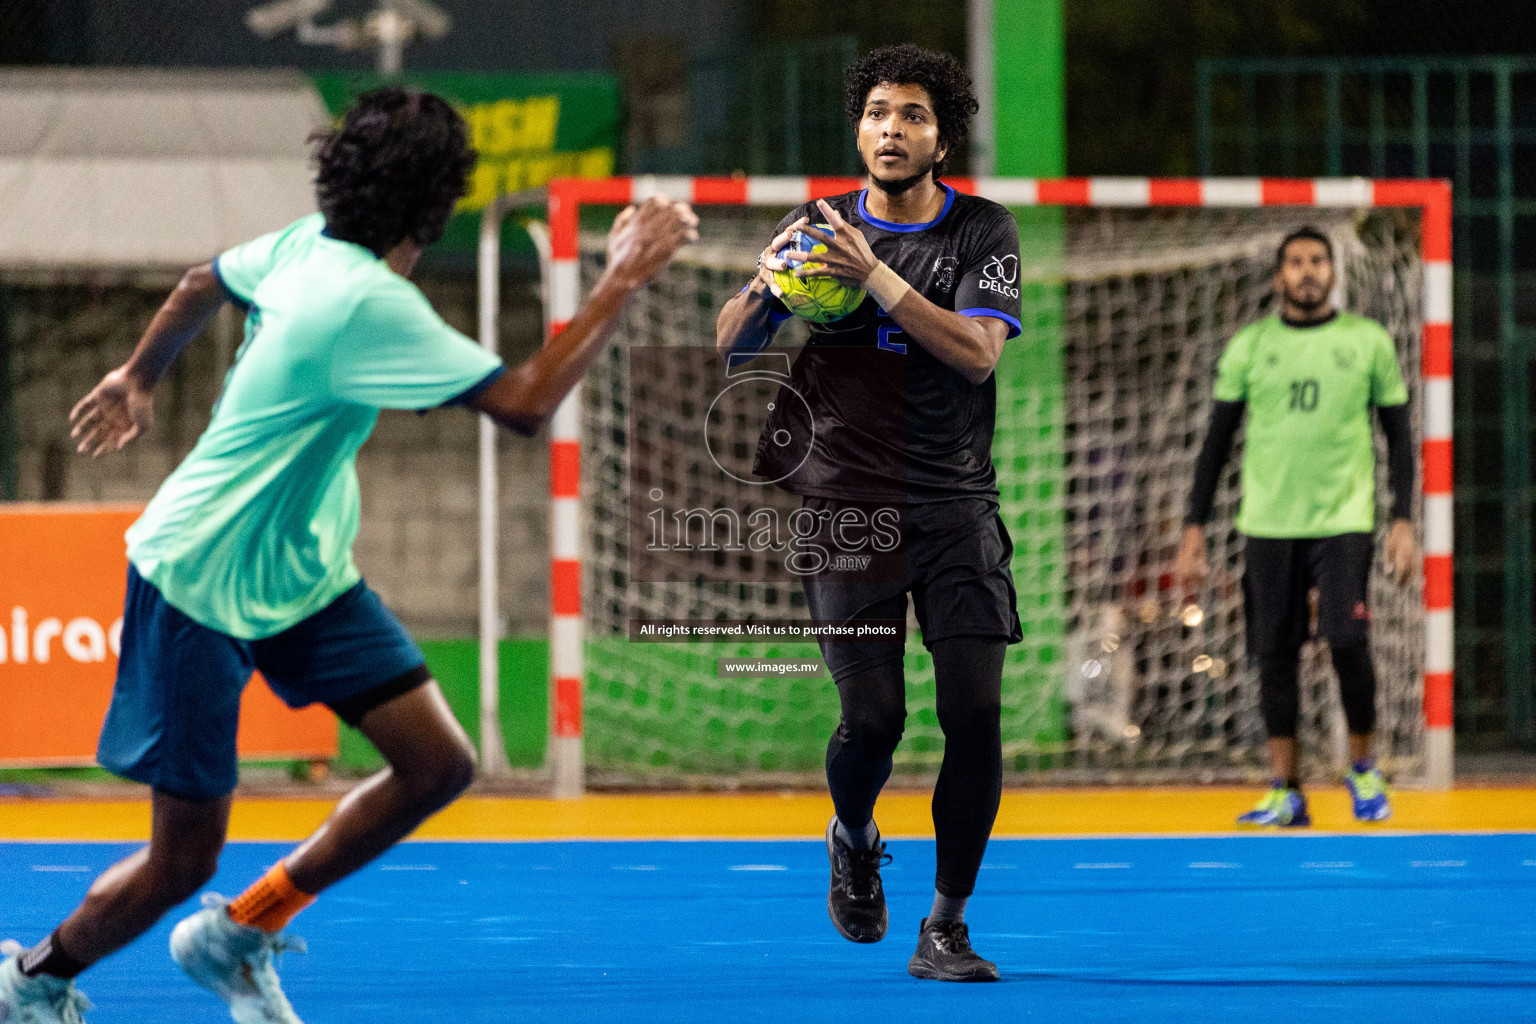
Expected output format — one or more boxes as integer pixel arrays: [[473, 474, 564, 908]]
[[1259, 643, 1377, 739], [825, 636, 1006, 899]]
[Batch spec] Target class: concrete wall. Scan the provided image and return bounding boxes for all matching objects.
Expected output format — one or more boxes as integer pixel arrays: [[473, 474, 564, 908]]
[[5, 273, 553, 637]]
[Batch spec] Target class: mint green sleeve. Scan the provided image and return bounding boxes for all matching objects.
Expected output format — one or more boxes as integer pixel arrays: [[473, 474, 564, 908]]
[[1212, 327, 1253, 402], [212, 214, 317, 306], [1370, 324, 1410, 407], [330, 277, 504, 411]]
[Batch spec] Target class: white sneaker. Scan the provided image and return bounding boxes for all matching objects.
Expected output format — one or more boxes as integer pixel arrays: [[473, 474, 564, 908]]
[[0, 941, 92, 1023], [169, 895, 306, 1024]]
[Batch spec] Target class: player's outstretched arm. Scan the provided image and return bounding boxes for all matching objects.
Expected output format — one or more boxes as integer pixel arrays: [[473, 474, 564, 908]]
[[715, 216, 808, 359], [69, 262, 227, 456], [473, 196, 698, 436], [787, 199, 1006, 384]]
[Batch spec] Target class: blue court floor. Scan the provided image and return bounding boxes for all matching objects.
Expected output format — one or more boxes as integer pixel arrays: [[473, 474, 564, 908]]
[[5, 834, 1536, 1023]]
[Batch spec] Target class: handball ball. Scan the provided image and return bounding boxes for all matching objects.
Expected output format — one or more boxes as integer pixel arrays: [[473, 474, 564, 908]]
[[770, 224, 868, 323]]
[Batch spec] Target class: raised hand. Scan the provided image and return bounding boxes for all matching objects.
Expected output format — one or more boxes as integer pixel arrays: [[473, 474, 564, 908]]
[[70, 365, 154, 457], [784, 198, 879, 288], [604, 196, 700, 291]]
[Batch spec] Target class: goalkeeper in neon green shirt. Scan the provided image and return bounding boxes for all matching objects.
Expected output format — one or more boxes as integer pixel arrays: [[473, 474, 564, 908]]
[[0, 88, 697, 1024], [1177, 226, 1418, 828]]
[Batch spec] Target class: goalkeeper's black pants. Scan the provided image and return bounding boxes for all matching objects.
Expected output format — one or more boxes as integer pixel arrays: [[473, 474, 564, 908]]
[[825, 636, 1006, 899], [1243, 533, 1378, 739]]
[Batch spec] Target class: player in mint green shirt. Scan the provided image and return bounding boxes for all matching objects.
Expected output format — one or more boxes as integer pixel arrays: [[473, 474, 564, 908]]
[[1177, 226, 1418, 829], [1, 88, 697, 1024]]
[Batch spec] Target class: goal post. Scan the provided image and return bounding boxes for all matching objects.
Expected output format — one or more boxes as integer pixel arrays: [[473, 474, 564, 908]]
[[479, 175, 1453, 795]]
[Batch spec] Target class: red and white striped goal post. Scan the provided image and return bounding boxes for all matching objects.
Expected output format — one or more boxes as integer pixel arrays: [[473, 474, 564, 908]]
[[522, 175, 1453, 795]]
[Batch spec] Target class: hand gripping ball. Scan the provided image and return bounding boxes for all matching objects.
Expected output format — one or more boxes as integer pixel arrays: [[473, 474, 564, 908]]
[[769, 224, 868, 324]]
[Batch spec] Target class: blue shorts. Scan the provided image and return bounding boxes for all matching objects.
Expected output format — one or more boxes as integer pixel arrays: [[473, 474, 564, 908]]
[[98, 564, 429, 800]]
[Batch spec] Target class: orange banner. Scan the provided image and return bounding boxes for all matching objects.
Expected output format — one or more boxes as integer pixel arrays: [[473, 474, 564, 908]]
[[0, 504, 337, 767]]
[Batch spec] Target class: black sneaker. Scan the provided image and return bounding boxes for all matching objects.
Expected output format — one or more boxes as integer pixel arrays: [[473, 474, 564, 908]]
[[825, 816, 890, 943], [907, 918, 999, 982]]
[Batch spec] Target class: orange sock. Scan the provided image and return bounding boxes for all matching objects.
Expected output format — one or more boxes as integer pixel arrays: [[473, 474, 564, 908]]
[[226, 861, 316, 934]]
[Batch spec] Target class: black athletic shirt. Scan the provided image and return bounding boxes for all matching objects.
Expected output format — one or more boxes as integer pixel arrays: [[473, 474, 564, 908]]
[[752, 184, 1023, 504]]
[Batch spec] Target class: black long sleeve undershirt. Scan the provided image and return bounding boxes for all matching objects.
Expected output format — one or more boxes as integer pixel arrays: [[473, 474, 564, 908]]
[[1184, 399, 1417, 526], [1185, 400, 1245, 526], [1377, 402, 1415, 522]]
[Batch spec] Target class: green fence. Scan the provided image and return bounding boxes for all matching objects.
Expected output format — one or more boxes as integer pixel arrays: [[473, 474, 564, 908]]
[[633, 36, 860, 177], [1197, 56, 1536, 749]]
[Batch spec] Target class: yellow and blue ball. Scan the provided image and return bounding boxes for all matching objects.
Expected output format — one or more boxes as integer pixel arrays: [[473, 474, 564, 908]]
[[770, 224, 868, 324]]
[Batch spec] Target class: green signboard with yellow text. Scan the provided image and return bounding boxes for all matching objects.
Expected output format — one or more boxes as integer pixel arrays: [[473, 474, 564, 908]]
[[310, 72, 619, 259]]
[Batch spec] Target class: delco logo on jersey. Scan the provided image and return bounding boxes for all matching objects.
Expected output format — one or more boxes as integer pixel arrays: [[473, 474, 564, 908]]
[[0, 606, 123, 666], [979, 254, 1020, 299]]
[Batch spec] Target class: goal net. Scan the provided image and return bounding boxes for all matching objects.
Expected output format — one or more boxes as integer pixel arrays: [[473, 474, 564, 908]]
[[568, 192, 1425, 786]]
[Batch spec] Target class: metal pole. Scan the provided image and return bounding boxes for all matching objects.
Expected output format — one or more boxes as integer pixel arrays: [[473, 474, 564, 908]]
[[375, 4, 406, 76], [1453, 68, 1476, 724], [1195, 62, 1213, 176], [784, 45, 801, 176], [1239, 75, 1258, 175], [1494, 65, 1532, 745], [477, 196, 513, 779], [1368, 73, 1385, 178], [1280, 73, 1297, 177], [542, 180, 585, 800], [1412, 68, 1429, 178], [969, 0, 996, 177], [1324, 67, 1342, 176]]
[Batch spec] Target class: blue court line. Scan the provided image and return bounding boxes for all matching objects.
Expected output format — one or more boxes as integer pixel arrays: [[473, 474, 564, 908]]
[[6, 834, 1536, 1023]]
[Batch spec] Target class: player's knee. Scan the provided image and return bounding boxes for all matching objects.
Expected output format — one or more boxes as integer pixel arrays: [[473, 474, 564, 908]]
[[935, 697, 1001, 749], [155, 848, 221, 903], [1258, 653, 1301, 739], [393, 733, 477, 809], [425, 738, 478, 805], [838, 705, 906, 759]]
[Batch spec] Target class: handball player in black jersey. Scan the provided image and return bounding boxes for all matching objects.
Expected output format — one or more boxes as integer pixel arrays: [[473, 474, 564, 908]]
[[716, 45, 1022, 982]]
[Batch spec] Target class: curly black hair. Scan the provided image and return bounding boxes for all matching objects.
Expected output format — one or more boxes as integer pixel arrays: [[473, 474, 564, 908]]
[[844, 44, 978, 177], [311, 88, 476, 257]]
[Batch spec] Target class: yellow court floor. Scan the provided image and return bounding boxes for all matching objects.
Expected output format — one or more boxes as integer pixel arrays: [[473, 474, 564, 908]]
[[1, 787, 1534, 841]]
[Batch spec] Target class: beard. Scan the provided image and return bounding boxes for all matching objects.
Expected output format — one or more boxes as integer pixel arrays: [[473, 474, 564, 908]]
[[1283, 280, 1330, 313], [861, 152, 938, 196]]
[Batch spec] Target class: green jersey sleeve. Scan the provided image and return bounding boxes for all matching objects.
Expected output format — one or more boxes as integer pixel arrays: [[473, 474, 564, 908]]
[[1213, 324, 1256, 402], [330, 275, 504, 411], [1370, 324, 1410, 407], [212, 214, 320, 306]]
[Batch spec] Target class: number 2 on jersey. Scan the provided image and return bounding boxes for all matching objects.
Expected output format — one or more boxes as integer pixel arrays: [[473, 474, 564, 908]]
[[875, 305, 906, 354]]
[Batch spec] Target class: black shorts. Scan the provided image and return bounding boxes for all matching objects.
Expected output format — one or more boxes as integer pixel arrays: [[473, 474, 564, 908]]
[[1242, 533, 1374, 659], [799, 495, 1023, 682]]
